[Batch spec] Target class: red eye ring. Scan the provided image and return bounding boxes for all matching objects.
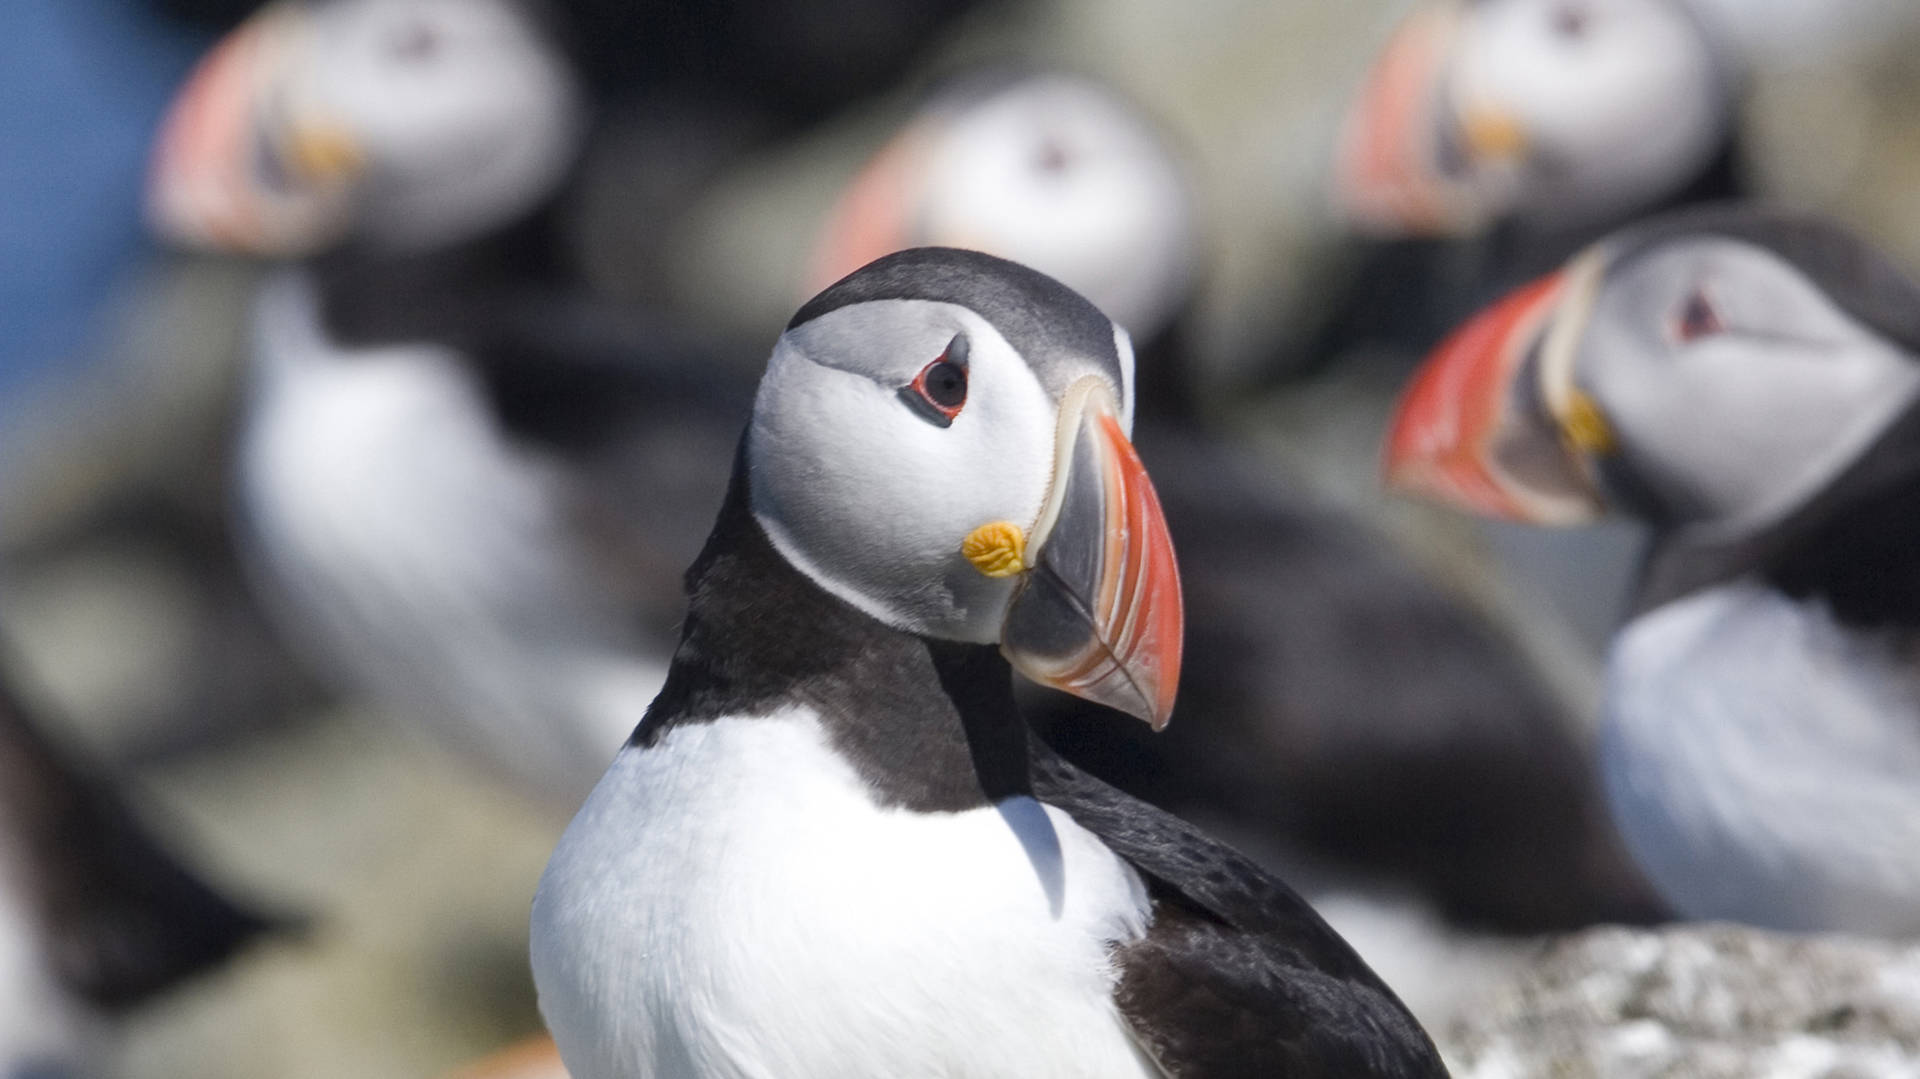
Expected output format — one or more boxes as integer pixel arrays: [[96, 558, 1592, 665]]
[[899, 334, 970, 428], [1674, 288, 1725, 343]]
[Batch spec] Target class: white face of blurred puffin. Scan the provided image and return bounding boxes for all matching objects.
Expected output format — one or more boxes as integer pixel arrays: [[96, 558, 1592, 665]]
[[1338, 0, 1731, 235], [1564, 236, 1920, 528], [1386, 211, 1920, 536], [752, 248, 1183, 727], [148, 0, 582, 255], [810, 73, 1198, 344]]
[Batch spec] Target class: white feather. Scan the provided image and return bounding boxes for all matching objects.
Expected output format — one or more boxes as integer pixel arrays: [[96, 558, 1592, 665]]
[[240, 271, 659, 805], [1601, 581, 1920, 933], [530, 710, 1161, 1079]]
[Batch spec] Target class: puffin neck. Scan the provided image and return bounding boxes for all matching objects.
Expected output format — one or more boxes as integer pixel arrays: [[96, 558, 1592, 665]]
[[632, 453, 1033, 813], [308, 195, 574, 351], [1633, 400, 1920, 625]]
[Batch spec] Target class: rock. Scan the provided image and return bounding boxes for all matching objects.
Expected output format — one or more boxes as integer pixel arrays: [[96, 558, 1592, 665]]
[[1445, 924, 1920, 1078]]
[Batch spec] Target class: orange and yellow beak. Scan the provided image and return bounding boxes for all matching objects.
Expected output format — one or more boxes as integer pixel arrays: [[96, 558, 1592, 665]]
[[146, 2, 362, 256], [984, 380, 1183, 729], [1383, 258, 1612, 525], [1334, 1, 1530, 237]]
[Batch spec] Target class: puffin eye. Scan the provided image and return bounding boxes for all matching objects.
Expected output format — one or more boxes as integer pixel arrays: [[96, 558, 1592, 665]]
[[1551, 4, 1590, 40], [898, 334, 970, 428], [389, 22, 442, 62], [1674, 288, 1725, 343], [1034, 136, 1073, 175]]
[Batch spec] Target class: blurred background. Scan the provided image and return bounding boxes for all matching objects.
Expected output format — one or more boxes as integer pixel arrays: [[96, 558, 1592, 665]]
[[9, 0, 1920, 1075]]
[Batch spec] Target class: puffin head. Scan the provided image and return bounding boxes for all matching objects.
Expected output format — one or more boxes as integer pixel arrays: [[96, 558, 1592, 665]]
[[1383, 206, 1920, 535], [754, 247, 1182, 728], [146, 0, 583, 256], [1335, 0, 1733, 237], [807, 71, 1198, 346]]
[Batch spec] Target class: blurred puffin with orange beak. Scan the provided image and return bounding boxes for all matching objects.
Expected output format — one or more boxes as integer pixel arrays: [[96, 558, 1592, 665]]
[[807, 68, 1662, 931], [146, 0, 753, 808], [1385, 204, 1920, 934], [1295, 0, 1740, 377]]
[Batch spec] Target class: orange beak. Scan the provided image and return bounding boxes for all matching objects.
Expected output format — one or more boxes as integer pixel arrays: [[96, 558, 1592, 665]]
[[1002, 381, 1183, 729], [1334, 3, 1476, 235], [146, 3, 358, 256], [1384, 269, 1607, 525]]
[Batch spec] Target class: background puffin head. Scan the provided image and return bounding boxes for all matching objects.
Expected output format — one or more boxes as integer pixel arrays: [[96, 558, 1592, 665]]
[[147, 0, 584, 257], [1383, 205, 1920, 535], [752, 247, 1183, 727], [1335, 0, 1735, 237], [806, 71, 1199, 349]]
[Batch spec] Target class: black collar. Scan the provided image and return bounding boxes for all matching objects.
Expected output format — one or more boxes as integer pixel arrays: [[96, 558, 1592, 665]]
[[633, 447, 1032, 812]]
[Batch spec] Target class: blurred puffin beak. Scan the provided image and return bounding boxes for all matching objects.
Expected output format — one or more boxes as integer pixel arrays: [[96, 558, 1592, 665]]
[[147, 1, 362, 255], [1335, 1, 1530, 236], [968, 379, 1183, 729], [806, 128, 933, 294], [1335, 2, 1469, 234], [1383, 250, 1613, 525]]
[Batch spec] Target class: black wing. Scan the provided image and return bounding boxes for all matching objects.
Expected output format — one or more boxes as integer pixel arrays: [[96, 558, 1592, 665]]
[[1030, 741, 1449, 1079], [0, 648, 280, 1009]]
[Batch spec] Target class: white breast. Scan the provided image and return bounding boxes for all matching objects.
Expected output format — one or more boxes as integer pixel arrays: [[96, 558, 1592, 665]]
[[529, 711, 1161, 1079], [239, 272, 660, 805], [1601, 580, 1920, 934]]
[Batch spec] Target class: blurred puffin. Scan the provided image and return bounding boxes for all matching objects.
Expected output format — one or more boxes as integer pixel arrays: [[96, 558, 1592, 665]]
[[1385, 205, 1920, 934], [0, 641, 275, 1074], [530, 247, 1447, 1079], [147, 0, 752, 806], [808, 69, 1660, 930], [1300, 0, 1740, 375]]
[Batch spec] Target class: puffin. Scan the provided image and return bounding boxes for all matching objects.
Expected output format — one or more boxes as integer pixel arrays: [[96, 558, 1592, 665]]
[[1383, 204, 1920, 935], [146, 0, 753, 806], [530, 247, 1449, 1078], [805, 69, 1660, 931], [0, 640, 275, 1074], [1297, 0, 1741, 376]]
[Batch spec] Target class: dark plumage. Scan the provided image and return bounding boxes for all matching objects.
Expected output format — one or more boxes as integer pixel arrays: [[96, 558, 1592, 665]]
[[0, 645, 277, 1009], [1034, 745, 1446, 1078]]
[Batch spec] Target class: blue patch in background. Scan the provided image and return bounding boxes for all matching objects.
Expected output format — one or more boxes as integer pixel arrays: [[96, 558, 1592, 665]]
[[0, 0, 207, 400]]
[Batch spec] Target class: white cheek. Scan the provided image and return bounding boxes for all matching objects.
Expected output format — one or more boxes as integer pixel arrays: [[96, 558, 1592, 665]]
[[1460, 0, 1724, 223], [308, 0, 582, 250], [1598, 337, 1920, 529], [749, 334, 1057, 642]]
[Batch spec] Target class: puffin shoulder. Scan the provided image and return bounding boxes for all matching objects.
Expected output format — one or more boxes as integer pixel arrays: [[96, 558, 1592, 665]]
[[1028, 741, 1447, 1078]]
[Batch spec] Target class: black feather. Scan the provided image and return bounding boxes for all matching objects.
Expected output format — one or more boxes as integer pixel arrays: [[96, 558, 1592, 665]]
[[0, 646, 281, 1009]]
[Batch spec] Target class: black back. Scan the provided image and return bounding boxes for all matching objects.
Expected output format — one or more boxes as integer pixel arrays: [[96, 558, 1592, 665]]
[[1031, 741, 1447, 1078]]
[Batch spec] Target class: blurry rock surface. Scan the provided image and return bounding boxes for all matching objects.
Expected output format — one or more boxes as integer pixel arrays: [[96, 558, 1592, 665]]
[[1446, 924, 1920, 1078]]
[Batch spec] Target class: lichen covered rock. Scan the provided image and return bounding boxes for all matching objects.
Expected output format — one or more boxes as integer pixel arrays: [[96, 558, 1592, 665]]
[[1447, 924, 1920, 1078]]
